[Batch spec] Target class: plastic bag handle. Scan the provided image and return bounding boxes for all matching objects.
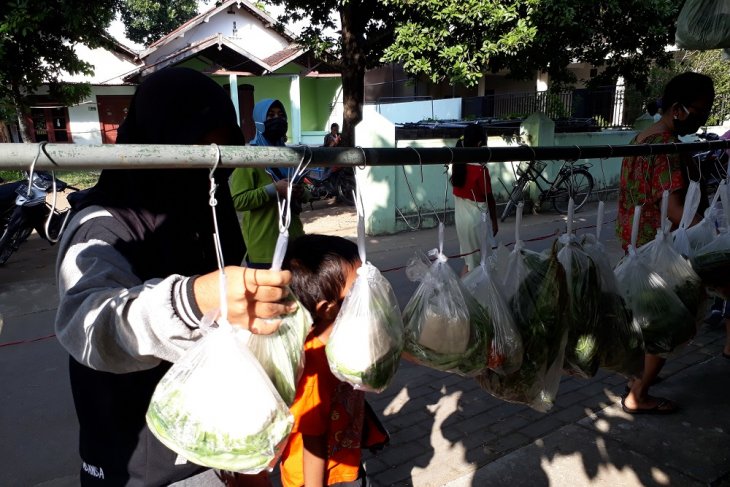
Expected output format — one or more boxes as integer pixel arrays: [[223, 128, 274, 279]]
[[515, 202, 523, 242], [630, 205, 642, 248], [355, 185, 367, 263], [679, 181, 701, 229], [566, 198, 575, 234], [660, 190, 671, 235]]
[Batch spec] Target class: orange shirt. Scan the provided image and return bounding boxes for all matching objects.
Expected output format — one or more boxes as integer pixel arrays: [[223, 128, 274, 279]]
[[279, 333, 365, 487]]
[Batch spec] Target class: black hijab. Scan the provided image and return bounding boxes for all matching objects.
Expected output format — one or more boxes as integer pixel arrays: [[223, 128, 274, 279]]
[[71, 67, 246, 279]]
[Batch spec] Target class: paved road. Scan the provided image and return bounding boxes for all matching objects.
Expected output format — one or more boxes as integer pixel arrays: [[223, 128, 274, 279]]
[[1, 201, 729, 486]]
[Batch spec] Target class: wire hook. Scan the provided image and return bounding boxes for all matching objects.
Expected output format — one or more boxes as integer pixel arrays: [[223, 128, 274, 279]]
[[355, 146, 367, 170], [408, 146, 424, 183], [208, 143, 221, 208]]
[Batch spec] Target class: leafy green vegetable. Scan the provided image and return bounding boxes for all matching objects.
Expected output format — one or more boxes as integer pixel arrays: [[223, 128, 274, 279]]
[[326, 263, 405, 393], [477, 245, 568, 412]]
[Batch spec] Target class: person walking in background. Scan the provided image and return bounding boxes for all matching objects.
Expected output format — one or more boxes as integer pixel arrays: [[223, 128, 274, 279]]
[[324, 123, 342, 147], [279, 234, 387, 487], [451, 124, 498, 274], [230, 98, 306, 268], [54, 68, 295, 486], [616, 71, 715, 415]]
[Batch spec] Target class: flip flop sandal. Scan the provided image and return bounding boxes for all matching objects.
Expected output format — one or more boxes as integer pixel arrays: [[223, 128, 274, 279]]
[[621, 396, 677, 415]]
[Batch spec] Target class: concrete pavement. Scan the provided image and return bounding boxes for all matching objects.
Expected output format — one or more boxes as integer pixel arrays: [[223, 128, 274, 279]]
[[1, 200, 729, 486]]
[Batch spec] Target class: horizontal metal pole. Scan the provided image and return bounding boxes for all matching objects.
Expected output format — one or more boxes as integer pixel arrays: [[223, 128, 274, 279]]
[[0, 140, 729, 171]]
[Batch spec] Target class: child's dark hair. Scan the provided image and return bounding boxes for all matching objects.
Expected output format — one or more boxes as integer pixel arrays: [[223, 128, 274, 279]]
[[451, 124, 487, 187], [283, 234, 360, 317], [661, 72, 714, 112]]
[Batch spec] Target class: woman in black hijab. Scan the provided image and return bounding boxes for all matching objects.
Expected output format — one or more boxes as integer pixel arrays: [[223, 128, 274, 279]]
[[55, 68, 294, 486]]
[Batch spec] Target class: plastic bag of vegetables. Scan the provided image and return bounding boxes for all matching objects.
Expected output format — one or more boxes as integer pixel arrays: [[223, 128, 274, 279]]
[[476, 242, 569, 412], [463, 212, 523, 375], [146, 321, 294, 473], [403, 223, 492, 376], [581, 202, 644, 378], [640, 191, 706, 324], [694, 181, 730, 292], [326, 197, 404, 392], [556, 199, 602, 379], [615, 206, 695, 355], [500, 203, 542, 302], [247, 191, 313, 405]]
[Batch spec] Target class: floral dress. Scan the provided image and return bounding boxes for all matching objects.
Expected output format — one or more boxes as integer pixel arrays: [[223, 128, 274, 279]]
[[616, 132, 686, 250]]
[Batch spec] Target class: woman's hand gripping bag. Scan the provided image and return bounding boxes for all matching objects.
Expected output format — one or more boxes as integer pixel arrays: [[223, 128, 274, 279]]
[[463, 213, 523, 376], [476, 243, 568, 412], [615, 206, 695, 355], [326, 262, 404, 393], [247, 297, 312, 405], [146, 323, 294, 473], [402, 224, 492, 376]]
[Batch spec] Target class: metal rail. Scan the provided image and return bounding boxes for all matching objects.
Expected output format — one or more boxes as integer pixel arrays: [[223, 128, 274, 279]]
[[0, 140, 729, 171]]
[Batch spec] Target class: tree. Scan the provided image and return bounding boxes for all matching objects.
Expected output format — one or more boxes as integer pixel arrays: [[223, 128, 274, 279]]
[[0, 0, 118, 142], [383, 0, 683, 91], [120, 0, 203, 46], [264, 0, 398, 146]]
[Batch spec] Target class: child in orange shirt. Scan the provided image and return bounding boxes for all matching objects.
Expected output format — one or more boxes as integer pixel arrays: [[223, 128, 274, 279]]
[[280, 234, 387, 487]]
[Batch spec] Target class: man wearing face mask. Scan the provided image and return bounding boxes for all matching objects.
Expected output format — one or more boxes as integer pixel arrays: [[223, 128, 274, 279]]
[[616, 72, 714, 416], [230, 99, 306, 268]]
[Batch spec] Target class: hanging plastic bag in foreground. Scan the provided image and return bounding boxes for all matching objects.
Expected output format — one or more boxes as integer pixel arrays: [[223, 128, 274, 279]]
[[556, 199, 602, 379], [694, 181, 730, 297], [403, 222, 492, 376], [477, 234, 569, 412], [146, 170, 293, 473], [248, 174, 313, 405], [326, 188, 405, 392], [581, 202, 644, 378], [675, 0, 730, 50], [615, 205, 695, 355], [462, 212, 523, 375]]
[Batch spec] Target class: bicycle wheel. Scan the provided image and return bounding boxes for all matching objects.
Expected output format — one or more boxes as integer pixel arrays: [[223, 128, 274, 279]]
[[335, 169, 356, 206], [551, 169, 594, 215], [500, 176, 528, 222]]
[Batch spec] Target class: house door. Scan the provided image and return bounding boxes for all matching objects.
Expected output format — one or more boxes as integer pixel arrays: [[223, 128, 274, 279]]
[[97, 95, 132, 144]]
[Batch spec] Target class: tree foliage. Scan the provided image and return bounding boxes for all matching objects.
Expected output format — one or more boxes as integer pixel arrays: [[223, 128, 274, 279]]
[[120, 0, 202, 46], [0, 0, 118, 139], [383, 0, 683, 90]]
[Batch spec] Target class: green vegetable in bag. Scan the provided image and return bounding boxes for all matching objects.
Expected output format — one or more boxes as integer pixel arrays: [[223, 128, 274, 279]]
[[146, 324, 293, 473], [326, 263, 404, 393], [476, 244, 568, 412]]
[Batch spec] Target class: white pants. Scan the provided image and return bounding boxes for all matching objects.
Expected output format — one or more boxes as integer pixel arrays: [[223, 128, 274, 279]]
[[455, 196, 486, 272]]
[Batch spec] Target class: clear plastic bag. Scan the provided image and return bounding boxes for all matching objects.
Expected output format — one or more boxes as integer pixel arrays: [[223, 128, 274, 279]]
[[582, 232, 644, 378], [402, 224, 492, 376], [462, 214, 523, 376], [684, 189, 721, 256], [694, 181, 730, 292], [476, 243, 569, 412], [326, 262, 404, 393], [676, 0, 730, 50], [146, 323, 293, 473], [672, 180, 702, 258], [615, 206, 695, 355], [247, 297, 312, 405]]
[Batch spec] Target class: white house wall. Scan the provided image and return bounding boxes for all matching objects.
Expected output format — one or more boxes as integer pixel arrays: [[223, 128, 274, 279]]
[[69, 86, 137, 145], [62, 44, 139, 84], [145, 10, 288, 66]]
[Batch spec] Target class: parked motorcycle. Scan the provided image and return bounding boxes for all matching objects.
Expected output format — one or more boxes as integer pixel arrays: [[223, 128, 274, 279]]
[[0, 171, 78, 265], [298, 166, 356, 207]]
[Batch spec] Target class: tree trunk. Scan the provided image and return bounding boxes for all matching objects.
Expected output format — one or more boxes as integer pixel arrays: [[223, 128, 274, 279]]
[[11, 82, 32, 143], [339, 3, 366, 147]]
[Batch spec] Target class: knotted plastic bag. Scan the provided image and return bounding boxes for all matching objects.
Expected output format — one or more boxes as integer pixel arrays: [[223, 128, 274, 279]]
[[146, 322, 293, 473], [694, 181, 730, 294], [402, 223, 492, 376], [672, 180, 702, 258], [641, 192, 706, 324], [247, 192, 313, 406], [581, 202, 644, 378], [684, 187, 721, 256], [476, 242, 569, 412], [326, 198, 404, 393], [500, 203, 542, 302], [463, 213, 523, 375], [556, 200, 601, 379], [615, 206, 695, 355], [676, 0, 730, 50]]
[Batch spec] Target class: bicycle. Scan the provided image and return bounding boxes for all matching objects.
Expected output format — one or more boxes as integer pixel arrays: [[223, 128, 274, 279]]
[[499, 159, 594, 222]]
